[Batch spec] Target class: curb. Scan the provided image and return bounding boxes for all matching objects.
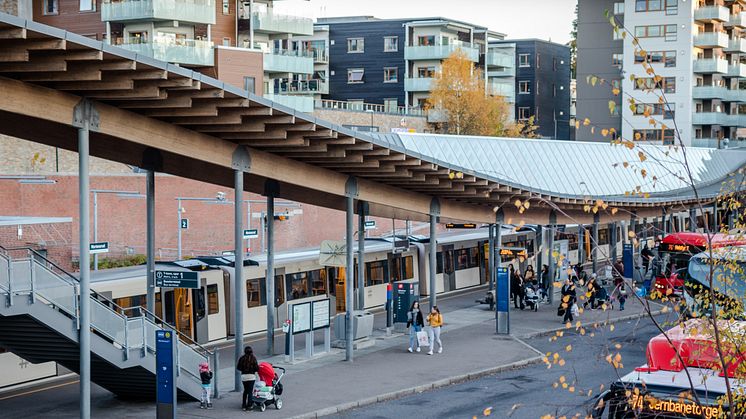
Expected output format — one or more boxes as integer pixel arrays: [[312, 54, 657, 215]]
[[517, 309, 666, 340], [286, 354, 544, 419]]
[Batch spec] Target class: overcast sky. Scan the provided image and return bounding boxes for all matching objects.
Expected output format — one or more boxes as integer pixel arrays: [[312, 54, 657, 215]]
[[274, 0, 577, 44]]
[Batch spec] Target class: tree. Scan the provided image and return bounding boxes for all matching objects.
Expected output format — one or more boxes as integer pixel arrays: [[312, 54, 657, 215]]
[[504, 116, 541, 139], [426, 51, 512, 136]]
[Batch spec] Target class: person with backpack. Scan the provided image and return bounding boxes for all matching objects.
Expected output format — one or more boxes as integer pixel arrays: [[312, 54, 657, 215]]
[[198, 362, 213, 409], [406, 301, 424, 353], [426, 306, 443, 355], [236, 346, 259, 411]]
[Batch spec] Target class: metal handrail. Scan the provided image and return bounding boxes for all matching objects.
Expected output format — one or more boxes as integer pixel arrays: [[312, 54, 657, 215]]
[[121, 305, 213, 358], [1, 245, 79, 287]]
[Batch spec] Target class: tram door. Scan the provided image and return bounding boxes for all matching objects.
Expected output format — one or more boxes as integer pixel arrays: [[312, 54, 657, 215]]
[[164, 289, 194, 342], [481, 241, 490, 285], [441, 245, 456, 292], [335, 267, 348, 313]]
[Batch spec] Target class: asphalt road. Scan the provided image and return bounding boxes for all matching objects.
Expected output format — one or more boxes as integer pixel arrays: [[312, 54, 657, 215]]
[[333, 315, 669, 419]]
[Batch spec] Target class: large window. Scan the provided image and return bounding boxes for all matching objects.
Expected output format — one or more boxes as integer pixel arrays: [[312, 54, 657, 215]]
[[454, 247, 479, 271], [665, 0, 678, 15], [633, 103, 675, 119], [635, 0, 662, 12], [391, 256, 414, 282], [207, 284, 220, 314], [366, 260, 388, 286], [80, 0, 95, 12], [347, 68, 364, 84], [519, 54, 530, 67], [286, 269, 328, 301], [383, 67, 398, 83], [634, 76, 676, 93], [246, 278, 264, 308], [634, 129, 676, 143], [417, 35, 435, 46], [614, 2, 625, 14], [635, 50, 676, 67], [635, 24, 677, 41], [43, 0, 58, 14], [417, 66, 435, 78], [347, 38, 364, 53], [519, 80, 530, 94], [384, 36, 398, 52]]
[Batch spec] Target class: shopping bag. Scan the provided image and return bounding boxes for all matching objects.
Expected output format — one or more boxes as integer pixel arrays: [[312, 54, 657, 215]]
[[571, 303, 579, 317], [416, 330, 429, 347]]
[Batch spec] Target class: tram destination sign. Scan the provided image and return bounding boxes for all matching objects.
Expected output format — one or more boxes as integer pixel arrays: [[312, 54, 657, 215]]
[[445, 223, 477, 229], [155, 271, 199, 289]]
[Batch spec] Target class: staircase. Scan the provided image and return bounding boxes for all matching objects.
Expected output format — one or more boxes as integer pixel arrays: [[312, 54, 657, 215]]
[[0, 246, 214, 400]]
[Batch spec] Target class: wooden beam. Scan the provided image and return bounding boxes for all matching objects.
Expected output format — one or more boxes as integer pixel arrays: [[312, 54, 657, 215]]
[[18, 68, 101, 82], [85, 84, 164, 99]]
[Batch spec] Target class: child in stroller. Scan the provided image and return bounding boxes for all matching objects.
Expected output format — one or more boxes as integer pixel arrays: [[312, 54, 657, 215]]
[[252, 362, 286, 412], [523, 283, 540, 311]]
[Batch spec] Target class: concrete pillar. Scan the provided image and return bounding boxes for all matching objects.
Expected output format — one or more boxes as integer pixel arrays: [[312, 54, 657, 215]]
[[429, 199, 440, 309], [495, 209, 507, 334], [233, 170, 244, 392], [547, 210, 557, 304], [77, 119, 91, 419], [345, 194, 354, 361], [488, 224, 494, 291], [609, 222, 617, 262]]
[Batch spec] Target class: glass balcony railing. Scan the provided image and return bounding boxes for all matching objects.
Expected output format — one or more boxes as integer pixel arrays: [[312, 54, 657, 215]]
[[692, 112, 746, 126], [729, 63, 746, 77], [315, 99, 427, 117], [238, 9, 313, 36], [275, 79, 328, 95], [405, 43, 480, 62], [488, 67, 515, 77], [115, 36, 213, 66], [485, 51, 514, 68], [693, 85, 728, 100], [101, 0, 215, 24], [729, 12, 746, 27], [404, 77, 434, 92], [694, 6, 729, 22], [489, 82, 515, 102], [693, 32, 729, 48], [263, 50, 314, 74], [263, 94, 314, 113], [693, 57, 728, 73], [726, 38, 746, 53]]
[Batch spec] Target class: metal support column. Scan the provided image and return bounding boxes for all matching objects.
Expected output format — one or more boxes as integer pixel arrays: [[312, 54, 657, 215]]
[[93, 192, 98, 271], [345, 193, 354, 361], [592, 213, 599, 275], [77, 118, 91, 419], [356, 201, 366, 310], [712, 203, 719, 232], [661, 208, 668, 235], [177, 198, 182, 260], [536, 225, 544, 280], [547, 211, 556, 305], [429, 199, 440, 309], [689, 208, 696, 232], [146, 170, 155, 318], [577, 225, 584, 266], [265, 185, 276, 356], [488, 224, 494, 291], [495, 210, 506, 334], [609, 222, 617, 262], [233, 170, 244, 392]]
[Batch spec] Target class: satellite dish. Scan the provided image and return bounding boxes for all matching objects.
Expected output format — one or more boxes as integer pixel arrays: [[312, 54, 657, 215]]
[[319, 240, 347, 267]]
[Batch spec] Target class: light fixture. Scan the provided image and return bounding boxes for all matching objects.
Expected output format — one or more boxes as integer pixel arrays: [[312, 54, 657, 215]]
[[18, 179, 57, 184]]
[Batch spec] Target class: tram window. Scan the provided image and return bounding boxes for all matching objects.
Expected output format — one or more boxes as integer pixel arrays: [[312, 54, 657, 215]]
[[195, 287, 206, 321], [311, 269, 328, 296], [286, 272, 310, 301], [455, 248, 479, 270], [436, 252, 443, 274], [207, 284, 220, 314], [274, 275, 284, 307], [598, 229, 609, 245], [444, 249, 455, 274], [366, 260, 387, 286], [403, 256, 414, 279], [246, 278, 265, 308]]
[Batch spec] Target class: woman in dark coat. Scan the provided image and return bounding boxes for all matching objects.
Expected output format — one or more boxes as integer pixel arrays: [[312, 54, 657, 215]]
[[236, 346, 259, 411], [560, 278, 577, 323]]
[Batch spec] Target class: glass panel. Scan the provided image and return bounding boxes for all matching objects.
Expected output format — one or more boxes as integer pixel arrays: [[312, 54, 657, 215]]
[[178, 340, 208, 379], [32, 262, 76, 316], [0, 254, 9, 292], [90, 298, 126, 346], [126, 317, 144, 349]]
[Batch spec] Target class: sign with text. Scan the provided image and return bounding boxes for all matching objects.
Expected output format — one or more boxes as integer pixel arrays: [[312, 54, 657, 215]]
[[291, 302, 311, 334], [496, 267, 510, 313], [155, 271, 199, 288], [445, 223, 477, 229], [623, 243, 634, 278], [155, 330, 176, 419], [312, 299, 330, 330], [243, 229, 258, 239], [364, 220, 376, 230], [89, 242, 109, 254], [180, 219, 188, 229]]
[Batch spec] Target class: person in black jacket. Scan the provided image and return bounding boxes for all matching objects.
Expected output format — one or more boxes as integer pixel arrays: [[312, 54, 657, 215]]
[[236, 346, 259, 411], [560, 278, 577, 324], [406, 301, 424, 353], [198, 362, 213, 409]]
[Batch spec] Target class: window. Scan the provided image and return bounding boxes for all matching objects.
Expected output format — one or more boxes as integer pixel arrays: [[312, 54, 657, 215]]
[[207, 284, 220, 314], [286, 269, 328, 301], [390, 256, 413, 282], [634, 129, 676, 144], [222, 0, 229, 14], [665, 0, 678, 15], [636, 0, 662, 12], [347, 38, 364, 53], [417, 35, 435, 46], [243, 76, 255, 93], [246, 278, 264, 307], [365, 260, 388, 286], [635, 24, 676, 41], [613, 28, 624, 40], [79, 0, 94, 12], [43, 0, 58, 14], [454, 248, 479, 271], [519, 54, 530, 67], [519, 80, 530, 94], [518, 107, 531, 120], [347, 68, 364, 84], [384, 36, 398, 52], [383, 67, 398, 83], [614, 2, 625, 14], [634, 50, 676, 67], [633, 103, 675, 119], [664, 24, 677, 41], [612, 53, 623, 67], [417, 66, 435, 78], [536, 53, 540, 69], [633, 76, 676, 93]]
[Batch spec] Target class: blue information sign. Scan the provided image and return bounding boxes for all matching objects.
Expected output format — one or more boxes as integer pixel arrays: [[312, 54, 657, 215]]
[[156, 330, 176, 418], [496, 267, 510, 312], [623, 243, 634, 279]]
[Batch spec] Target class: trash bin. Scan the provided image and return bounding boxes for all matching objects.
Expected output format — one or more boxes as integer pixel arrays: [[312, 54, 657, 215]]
[[333, 310, 374, 341]]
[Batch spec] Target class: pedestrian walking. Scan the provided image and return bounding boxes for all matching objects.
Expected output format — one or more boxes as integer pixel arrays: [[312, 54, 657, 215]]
[[560, 278, 576, 324], [426, 306, 443, 355], [199, 362, 213, 409], [584, 273, 600, 310], [611, 282, 628, 311], [406, 301, 424, 353], [236, 346, 259, 411], [641, 244, 654, 275]]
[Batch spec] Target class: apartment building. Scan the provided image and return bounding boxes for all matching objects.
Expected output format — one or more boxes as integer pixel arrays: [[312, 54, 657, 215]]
[[317, 16, 515, 114], [492, 39, 572, 139], [579, 0, 746, 148]]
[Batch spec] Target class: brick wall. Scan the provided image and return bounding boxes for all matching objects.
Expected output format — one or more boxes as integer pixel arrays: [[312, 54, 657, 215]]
[[0, 0, 18, 15], [312, 109, 430, 133], [0, 222, 73, 272]]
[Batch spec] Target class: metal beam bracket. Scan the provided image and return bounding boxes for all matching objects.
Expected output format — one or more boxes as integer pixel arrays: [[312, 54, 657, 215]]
[[232, 145, 251, 172], [141, 147, 163, 172], [72, 98, 100, 131], [495, 207, 504, 224], [548, 209, 557, 226], [430, 198, 440, 217], [345, 176, 358, 199]]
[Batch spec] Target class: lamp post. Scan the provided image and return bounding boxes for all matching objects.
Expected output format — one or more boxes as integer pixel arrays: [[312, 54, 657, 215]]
[[90, 189, 144, 270]]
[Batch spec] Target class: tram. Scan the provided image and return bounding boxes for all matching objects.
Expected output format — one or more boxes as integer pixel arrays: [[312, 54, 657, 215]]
[[682, 245, 746, 319]]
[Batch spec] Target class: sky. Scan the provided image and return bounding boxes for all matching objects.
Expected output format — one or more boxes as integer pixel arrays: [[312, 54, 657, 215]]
[[273, 0, 577, 44]]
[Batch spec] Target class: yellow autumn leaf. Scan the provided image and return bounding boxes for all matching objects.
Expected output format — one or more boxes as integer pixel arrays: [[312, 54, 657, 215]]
[[602, 128, 609, 137], [638, 151, 647, 162], [583, 118, 591, 126]]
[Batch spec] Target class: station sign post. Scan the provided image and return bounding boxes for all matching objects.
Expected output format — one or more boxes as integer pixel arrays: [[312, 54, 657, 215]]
[[496, 267, 510, 335], [155, 271, 199, 288], [242, 229, 258, 239], [155, 329, 177, 419], [89, 242, 109, 254], [364, 220, 376, 230], [623, 243, 633, 279]]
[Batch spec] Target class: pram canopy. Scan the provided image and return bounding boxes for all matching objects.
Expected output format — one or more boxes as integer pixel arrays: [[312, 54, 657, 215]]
[[258, 362, 275, 385]]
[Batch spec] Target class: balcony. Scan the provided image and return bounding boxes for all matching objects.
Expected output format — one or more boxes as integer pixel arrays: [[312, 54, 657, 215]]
[[276, 79, 328, 95], [489, 81, 515, 102], [101, 0, 215, 24], [692, 112, 746, 126], [488, 68, 516, 77], [693, 57, 728, 73], [312, 48, 328, 64], [727, 12, 746, 27], [263, 94, 314, 113], [693, 32, 729, 48], [485, 51, 514, 68], [404, 43, 480, 62], [239, 9, 313, 36], [726, 38, 746, 53], [728, 63, 746, 77], [692, 85, 728, 100], [404, 77, 434, 92], [692, 138, 726, 148], [115, 36, 213, 67], [694, 6, 729, 22], [315, 99, 427, 117], [263, 51, 313, 74]]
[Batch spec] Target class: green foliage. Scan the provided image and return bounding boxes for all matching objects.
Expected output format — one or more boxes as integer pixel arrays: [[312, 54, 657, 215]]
[[91, 254, 147, 269]]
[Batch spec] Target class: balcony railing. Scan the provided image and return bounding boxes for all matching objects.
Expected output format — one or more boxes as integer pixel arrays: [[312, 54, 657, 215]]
[[693, 57, 728, 73], [101, 0, 215, 24], [726, 38, 746, 53], [694, 5, 729, 22], [315, 99, 427, 117], [275, 79, 328, 95], [404, 43, 480, 62], [404, 77, 434, 92], [485, 51, 514, 68], [727, 12, 746, 27], [238, 9, 313, 36], [263, 50, 314, 74], [488, 68, 516, 77], [693, 85, 746, 102], [263, 94, 314, 113], [312, 48, 328, 64], [692, 112, 746, 126], [489, 82, 515, 101], [114, 36, 213, 66], [728, 63, 746, 77], [693, 32, 729, 48]]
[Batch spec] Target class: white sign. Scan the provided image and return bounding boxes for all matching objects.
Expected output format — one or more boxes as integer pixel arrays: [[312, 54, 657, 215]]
[[89, 242, 109, 254], [364, 220, 376, 230], [291, 208, 303, 215], [292, 303, 311, 334], [312, 299, 330, 330], [319, 240, 347, 267], [243, 229, 258, 239]]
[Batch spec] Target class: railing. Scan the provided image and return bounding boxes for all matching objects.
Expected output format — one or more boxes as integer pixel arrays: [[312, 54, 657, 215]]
[[728, 12, 746, 27], [114, 36, 213, 67], [727, 38, 746, 53], [693, 32, 729, 48], [404, 77, 434, 92], [101, 0, 215, 24], [404, 44, 480, 62], [275, 79, 328, 94], [0, 245, 213, 386], [237, 8, 313, 36], [693, 58, 728, 73], [262, 50, 314, 74], [314, 99, 428, 117], [694, 5, 729, 22]]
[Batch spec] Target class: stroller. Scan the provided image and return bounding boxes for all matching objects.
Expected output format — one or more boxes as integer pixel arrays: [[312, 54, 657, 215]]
[[523, 285, 540, 312], [252, 362, 286, 412]]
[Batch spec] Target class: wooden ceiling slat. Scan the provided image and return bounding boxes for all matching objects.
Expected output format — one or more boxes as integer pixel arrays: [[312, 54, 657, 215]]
[[17, 68, 101, 82], [84, 84, 164, 99], [248, 137, 309, 148], [53, 79, 134, 91]]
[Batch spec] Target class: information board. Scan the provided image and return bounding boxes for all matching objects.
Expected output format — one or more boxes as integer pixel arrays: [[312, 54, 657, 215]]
[[155, 329, 176, 419], [292, 302, 311, 334], [496, 267, 510, 313], [155, 271, 199, 288], [623, 243, 634, 279], [312, 299, 330, 330]]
